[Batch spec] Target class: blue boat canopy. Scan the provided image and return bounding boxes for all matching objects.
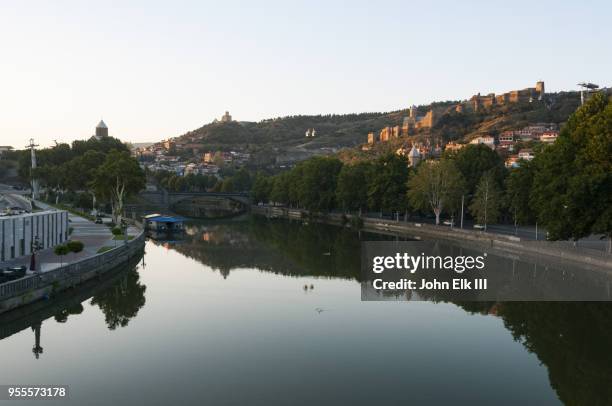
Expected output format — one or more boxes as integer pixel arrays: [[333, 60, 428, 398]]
[[144, 214, 186, 223]]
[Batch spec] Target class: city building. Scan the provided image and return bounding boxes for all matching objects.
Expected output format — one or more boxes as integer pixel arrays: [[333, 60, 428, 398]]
[[444, 142, 466, 152], [0, 210, 69, 262], [469, 135, 495, 149], [498, 131, 515, 145], [0, 146, 13, 154], [518, 149, 535, 161], [540, 131, 559, 143]]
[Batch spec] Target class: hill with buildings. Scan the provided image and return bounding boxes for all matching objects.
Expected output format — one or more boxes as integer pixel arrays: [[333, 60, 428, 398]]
[[139, 82, 592, 169]]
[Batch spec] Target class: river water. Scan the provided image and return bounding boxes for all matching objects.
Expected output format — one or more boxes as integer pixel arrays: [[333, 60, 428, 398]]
[[0, 216, 610, 405]]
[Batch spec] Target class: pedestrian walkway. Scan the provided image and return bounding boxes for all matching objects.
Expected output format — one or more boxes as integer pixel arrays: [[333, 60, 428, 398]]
[[1, 201, 140, 274]]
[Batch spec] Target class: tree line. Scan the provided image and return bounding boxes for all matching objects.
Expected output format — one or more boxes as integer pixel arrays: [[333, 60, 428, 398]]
[[149, 167, 253, 193], [12, 136, 145, 223], [251, 93, 611, 242]]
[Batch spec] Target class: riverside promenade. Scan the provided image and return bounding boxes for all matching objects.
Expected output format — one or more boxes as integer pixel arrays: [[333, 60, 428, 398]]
[[1, 201, 139, 273], [0, 202, 145, 315]]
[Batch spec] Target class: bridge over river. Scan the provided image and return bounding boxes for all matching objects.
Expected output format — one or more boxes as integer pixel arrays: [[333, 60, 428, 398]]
[[129, 190, 251, 219]]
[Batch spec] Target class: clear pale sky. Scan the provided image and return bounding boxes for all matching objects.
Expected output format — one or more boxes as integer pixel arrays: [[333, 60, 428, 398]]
[[1, 0, 610, 148]]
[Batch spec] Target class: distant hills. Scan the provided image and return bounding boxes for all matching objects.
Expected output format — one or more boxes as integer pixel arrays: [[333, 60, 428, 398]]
[[158, 88, 584, 165]]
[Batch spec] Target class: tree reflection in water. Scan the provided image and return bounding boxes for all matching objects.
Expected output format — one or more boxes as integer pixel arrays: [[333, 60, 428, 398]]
[[163, 217, 612, 405], [54, 303, 84, 323], [90, 268, 146, 330]]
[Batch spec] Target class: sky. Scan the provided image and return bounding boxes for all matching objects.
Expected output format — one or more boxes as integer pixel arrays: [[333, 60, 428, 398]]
[[0, 0, 610, 149]]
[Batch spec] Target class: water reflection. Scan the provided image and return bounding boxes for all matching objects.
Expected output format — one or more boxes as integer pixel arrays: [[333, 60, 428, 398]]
[[158, 217, 389, 280], [0, 218, 611, 405], [457, 301, 612, 405], [90, 268, 147, 330], [159, 217, 612, 405], [0, 252, 146, 357]]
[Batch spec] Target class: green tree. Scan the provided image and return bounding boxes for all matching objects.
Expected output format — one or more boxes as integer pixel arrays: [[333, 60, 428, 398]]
[[295, 157, 342, 212], [505, 160, 536, 228], [93, 150, 145, 224], [336, 161, 373, 212], [531, 93, 612, 246], [469, 171, 502, 228], [231, 168, 252, 192], [407, 159, 465, 225], [269, 172, 291, 205], [451, 144, 505, 196], [251, 173, 272, 203], [367, 154, 409, 214], [54, 244, 70, 266]]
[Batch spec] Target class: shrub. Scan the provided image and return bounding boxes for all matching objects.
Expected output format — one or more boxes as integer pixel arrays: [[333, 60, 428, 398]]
[[67, 240, 84, 254]]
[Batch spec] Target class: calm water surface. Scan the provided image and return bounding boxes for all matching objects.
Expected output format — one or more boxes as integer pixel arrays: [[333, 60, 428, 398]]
[[0, 217, 610, 405]]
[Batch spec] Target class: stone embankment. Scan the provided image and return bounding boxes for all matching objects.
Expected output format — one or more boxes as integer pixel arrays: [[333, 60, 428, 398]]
[[252, 206, 612, 272]]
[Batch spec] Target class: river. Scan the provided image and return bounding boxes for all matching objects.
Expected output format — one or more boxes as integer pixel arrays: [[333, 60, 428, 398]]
[[0, 216, 610, 405]]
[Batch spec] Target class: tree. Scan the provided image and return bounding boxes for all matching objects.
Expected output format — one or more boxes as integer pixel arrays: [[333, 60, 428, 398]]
[[336, 161, 373, 212], [54, 244, 70, 266], [367, 154, 410, 214], [451, 144, 505, 196], [295, 157, 342, 212], [231, 168, 252, 192], [505, 160, 536, 229], [269, 172, 291, 205], [251, 173, 272, 203], [407, 159, 465, 225], [93, 150, 145, 224], [530, 93, 612, 246], [469, 171, 502, 229]]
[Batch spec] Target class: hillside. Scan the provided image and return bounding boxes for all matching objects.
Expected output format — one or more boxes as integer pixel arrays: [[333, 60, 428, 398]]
[[158, 89, 583, 166]]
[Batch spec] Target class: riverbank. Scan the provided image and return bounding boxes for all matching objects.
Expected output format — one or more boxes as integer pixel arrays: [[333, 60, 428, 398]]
[[0, 203, 146, 315], [0, 231, 145, 315], [252, 205, 612, 272]]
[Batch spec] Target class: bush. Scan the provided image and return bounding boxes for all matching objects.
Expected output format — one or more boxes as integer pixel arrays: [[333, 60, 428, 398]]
[[54, 245, 70, 256], [67, 240, 84, 254], [111, 226, 123, 236]]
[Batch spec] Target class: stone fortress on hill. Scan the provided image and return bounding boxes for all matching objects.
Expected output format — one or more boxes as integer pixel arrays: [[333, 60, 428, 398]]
[[367, 81, 546, 144]]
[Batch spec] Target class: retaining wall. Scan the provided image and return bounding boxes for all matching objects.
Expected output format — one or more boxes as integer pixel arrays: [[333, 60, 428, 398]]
[[252, 206, 612, 271], [0, 231, 146, 315]]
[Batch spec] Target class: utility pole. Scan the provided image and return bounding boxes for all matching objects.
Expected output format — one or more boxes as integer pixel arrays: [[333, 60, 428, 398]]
[[26, 138, 39, 200]]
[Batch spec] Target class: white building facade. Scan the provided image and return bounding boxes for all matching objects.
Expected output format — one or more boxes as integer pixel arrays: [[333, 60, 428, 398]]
[[0, 210, 69, 262]]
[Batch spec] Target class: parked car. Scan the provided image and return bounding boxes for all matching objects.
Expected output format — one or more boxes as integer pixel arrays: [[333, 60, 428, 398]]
[[1, 266, 27, 281], [473, 224, 486, 230], [443, 219, 454, 226]]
